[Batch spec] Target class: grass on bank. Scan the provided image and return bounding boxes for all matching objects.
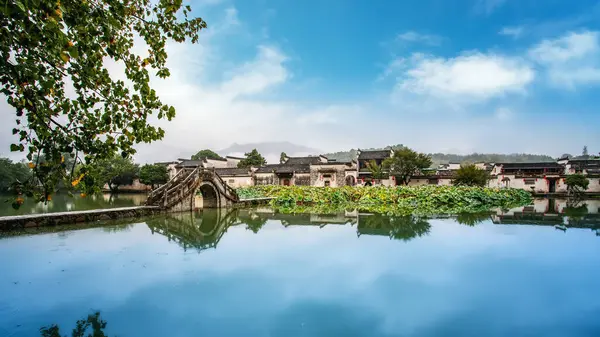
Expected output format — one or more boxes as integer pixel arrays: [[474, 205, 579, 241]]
[[237, 185, 532, 215]]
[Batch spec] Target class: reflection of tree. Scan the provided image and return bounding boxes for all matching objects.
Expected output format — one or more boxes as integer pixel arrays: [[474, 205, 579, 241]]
[[40, 312, 110, 337], [389, 216, 430, 241], [145, 209, 239, 252], [456, 212, 491, 226], [102, 223, 136, 233], [238, 213, 268, 233], [357, 214, 430, 242], [564, 204, 588, 226]]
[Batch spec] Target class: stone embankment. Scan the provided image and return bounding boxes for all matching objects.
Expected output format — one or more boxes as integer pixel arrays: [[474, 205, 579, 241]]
[[0, 206, 162, 231]]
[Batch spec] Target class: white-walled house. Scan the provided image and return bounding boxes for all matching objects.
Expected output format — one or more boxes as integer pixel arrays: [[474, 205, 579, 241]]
[[214, 168, 254, 188]]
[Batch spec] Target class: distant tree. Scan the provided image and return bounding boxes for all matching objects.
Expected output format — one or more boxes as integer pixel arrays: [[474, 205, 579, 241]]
[[383, 148, 432, 185], [191, 149, 224, 161], [453, 164, 489, 187], [583, 146, 589, 156], [139, 164, 169, 189], [238, 149, 267, 168], [560, 153, 572, 159], [366, 160, 387, 180], [96, 156, 139, 192], [280, 152, 288, 164], [0, 158, 30, 193], [565, 174, 589, 196]]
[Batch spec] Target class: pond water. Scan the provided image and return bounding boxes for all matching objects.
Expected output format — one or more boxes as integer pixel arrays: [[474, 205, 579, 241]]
[[0, 193, 147, 216], [1, 201, 600, 337]]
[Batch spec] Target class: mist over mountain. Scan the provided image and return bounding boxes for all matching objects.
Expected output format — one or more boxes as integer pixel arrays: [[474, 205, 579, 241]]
[[323, 144, 556, 166], [217, 142, 557, 166], [218, 142, 321, 164]]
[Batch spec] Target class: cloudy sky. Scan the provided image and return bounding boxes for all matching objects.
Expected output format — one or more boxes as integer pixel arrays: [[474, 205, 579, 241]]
[[2, 0, 600, 163]]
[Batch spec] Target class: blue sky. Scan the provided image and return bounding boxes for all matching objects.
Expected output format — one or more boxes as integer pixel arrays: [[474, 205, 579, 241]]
[[2, 0, 600, 162]]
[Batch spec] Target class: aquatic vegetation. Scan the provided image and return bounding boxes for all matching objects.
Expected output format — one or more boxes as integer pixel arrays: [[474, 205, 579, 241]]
[[237, 185, 532, 215]]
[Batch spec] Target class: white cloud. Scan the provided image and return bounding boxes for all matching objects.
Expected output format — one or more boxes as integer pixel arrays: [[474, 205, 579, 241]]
[[2, 5, 599, 164], [494, 107, 513, 121], [499, 26, 523, 39], [220, 45, 288, 98], [474, 0, 507, 15], [528, 30, 600, 88], [396, 31, 442, 46], [392, 52, 534, 102], [224, 7, 240, 27]]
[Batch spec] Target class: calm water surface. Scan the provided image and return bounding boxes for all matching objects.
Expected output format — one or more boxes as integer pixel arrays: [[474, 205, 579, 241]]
[[0, 193, 146, 216], [1, 200, 600, 337]]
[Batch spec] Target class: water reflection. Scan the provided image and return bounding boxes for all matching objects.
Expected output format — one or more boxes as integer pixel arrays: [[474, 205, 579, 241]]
[[0, 193, 147, 216], [492, 198, 600, 235], [2, 201, 600, 337], [143, 199, 600, 252], [146, 210, 241, 252], [40, 312, 108, 337]]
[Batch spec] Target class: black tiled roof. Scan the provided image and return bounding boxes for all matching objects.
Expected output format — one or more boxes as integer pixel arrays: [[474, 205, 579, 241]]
[[285, 156, 324, 165], [500, 162, 563, 169], [214, 168, 251, 176], [319, 161, 353, 165], [176, 160, 204, 167], [275, 165, 310, 173], [255, 164, 281, 173], [357, 150, 392, 160], [202, 157, 227, 162], [254, 164, 310, 174]]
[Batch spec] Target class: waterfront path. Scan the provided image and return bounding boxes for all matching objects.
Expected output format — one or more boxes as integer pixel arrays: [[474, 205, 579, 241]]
[[0, 206, 162, 230], [0, 197, 274, 230]]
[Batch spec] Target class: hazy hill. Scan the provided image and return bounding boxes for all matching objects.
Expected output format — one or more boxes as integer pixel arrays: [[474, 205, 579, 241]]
[[217, 142, 557, 167], [323, 144, 556, 167], [218, 142, 321, 164]]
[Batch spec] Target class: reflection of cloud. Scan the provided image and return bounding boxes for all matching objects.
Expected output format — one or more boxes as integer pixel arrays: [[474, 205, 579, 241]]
[[2, 218, 600, 336]]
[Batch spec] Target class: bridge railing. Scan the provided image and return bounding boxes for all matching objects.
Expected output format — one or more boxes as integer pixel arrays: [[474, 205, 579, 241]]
[[163, 166, 201, 209], [146, 168, 190, 204], [206, 168, 240, 202], [146, 166, 240, 208]]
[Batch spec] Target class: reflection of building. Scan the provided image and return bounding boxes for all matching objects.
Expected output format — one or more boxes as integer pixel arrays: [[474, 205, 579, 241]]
[[146, 209, 240, 252], [491, 198, 600, 229]]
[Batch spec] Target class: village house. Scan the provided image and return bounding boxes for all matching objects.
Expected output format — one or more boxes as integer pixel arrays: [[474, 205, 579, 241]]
[[155, 161, 179, 179], [214, 167, 254, 188], [356, 149, 394, 186], [488, 162, 565, 193], [160, 151, 600, 195], [253, 155, 357, 187]]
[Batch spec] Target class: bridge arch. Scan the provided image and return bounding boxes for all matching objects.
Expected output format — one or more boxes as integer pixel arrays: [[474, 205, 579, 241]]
[[145, 167, 239, 211], [198, 181, 220, 208]]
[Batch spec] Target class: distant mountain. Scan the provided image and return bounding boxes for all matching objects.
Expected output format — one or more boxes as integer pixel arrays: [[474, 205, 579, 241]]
[[323, 145, 556, 167], [218, 142, 322, 164]]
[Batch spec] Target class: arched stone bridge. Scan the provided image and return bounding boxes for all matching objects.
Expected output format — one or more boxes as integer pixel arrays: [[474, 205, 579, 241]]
[[145, 167, 240, 211]]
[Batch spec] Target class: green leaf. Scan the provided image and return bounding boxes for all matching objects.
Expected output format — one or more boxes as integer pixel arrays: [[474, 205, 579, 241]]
[[68, 47, 79, 59], [10, 144, 19, 152], [15, 1, 26, 12]]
